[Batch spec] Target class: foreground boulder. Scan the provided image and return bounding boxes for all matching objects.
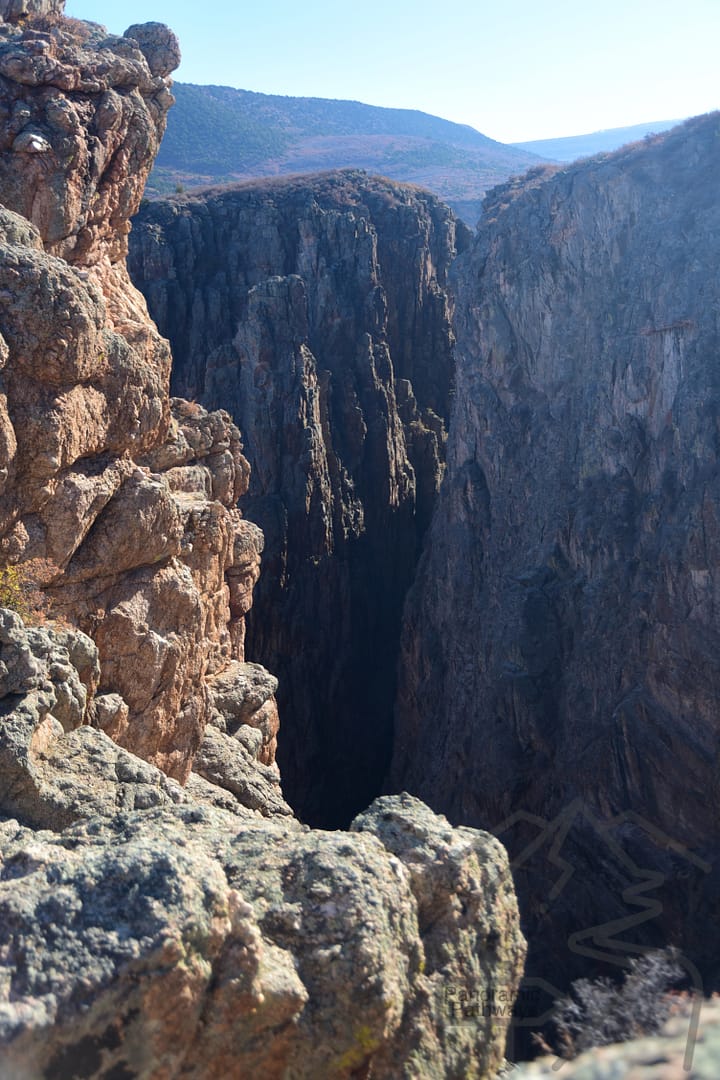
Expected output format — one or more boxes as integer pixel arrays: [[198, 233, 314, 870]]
[[0, 797, 525, 1079], [0, 608, 525, 1078], [0, 613, 526, 1077]]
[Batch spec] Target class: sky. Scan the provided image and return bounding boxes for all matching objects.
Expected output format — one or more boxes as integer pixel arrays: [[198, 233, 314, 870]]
[[64, 0, 718, 143]]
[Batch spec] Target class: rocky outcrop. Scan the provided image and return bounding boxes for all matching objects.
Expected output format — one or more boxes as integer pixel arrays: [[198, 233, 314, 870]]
[[0, 604, 526, 1079], [0, 604, 288, 825], [0, 799, 525, 1080], [0, 6, 529, 1076], [392, 115, 720, 990], [0, 0, 63, 22], [129, 171, 469, 825], [0, 7, 280, 782]]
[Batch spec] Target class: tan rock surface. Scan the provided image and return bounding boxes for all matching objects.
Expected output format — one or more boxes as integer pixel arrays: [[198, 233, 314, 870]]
[[0, 9, 278, 783], [0, 0, 63, 23], [0, 792, 525, 1080]]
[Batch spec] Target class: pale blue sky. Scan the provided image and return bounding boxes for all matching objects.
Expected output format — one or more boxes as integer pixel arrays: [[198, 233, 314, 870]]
[[65, 0, 718, 142]]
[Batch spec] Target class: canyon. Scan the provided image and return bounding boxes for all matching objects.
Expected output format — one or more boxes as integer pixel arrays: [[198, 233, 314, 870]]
[[0, 3, 525, 1078], [129, 172, 468, 826], [132, 99, 720, 1041], [0, 0, 718, 1075]]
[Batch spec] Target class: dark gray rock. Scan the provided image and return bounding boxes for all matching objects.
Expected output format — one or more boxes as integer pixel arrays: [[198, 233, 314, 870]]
[[392, 114, 720, 991], [129, 172, 470, 826], [192, 724, 292, 817]]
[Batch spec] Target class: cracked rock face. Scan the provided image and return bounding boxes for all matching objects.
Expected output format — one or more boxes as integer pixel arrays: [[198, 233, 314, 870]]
[[392, 114, 720, 988], [0, 0, 63, 21], [0, 8, 279, 783], [0, 798, 525, 1080], [0, 608, 187, 828], [0, 7, 178, 266]]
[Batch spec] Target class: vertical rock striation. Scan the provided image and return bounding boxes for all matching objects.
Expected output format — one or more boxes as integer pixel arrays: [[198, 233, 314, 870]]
[[129, 173, 469, 824], [392, 115, 720, 986]]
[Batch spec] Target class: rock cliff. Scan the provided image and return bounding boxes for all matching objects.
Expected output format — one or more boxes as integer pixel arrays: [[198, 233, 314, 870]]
[[0, 4, 278, 781], [392, 116, 720, 990], [129, 173, 469, 825], [0, 4, 527, 1076]]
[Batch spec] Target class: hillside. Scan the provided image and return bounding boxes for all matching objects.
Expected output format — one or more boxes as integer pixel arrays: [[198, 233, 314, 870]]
[[513, 117, 682, 161], [147, 82, 546, 224]]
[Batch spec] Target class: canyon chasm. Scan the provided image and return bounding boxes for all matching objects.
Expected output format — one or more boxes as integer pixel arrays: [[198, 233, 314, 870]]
[[0, 3, 525, 1078], [128, 172, 469, 827], [0, 0, 718, 1076], [131, 100, 720, 1058]]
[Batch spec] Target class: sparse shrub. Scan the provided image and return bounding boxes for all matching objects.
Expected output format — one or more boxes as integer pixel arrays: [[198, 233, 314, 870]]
[[0, 565, 29, 618], [546, 948, 684, 1059], [27, 12, 93, 42], [0, 559, 63, 626]]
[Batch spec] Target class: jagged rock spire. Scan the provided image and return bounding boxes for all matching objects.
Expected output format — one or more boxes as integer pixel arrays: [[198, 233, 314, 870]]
[[124, 21, 182, 77]]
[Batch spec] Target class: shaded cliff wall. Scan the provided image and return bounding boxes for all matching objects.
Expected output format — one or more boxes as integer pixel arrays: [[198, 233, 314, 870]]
[[392, 115, 720, 988], [129, 173, 469, 825]]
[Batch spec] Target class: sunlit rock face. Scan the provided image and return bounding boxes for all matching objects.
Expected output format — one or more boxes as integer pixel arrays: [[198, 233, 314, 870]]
[[392, 114, 720, 990], [0, 8, 278, 781], [0, 608, 526, 1080], [0, 0, 63, 22], [129, 171, 469, 824], [0, 9, 528, 1078]]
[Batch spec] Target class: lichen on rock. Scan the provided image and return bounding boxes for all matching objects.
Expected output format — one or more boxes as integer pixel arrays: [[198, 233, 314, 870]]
[[0, 777, 525, 1078]]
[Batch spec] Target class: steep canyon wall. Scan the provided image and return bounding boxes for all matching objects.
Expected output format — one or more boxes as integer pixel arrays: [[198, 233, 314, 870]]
[[129, 174, 469, 825], [392, 116, 720, 989]]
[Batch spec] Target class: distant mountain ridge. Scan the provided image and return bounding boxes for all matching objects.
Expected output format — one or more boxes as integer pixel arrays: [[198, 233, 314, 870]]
[[148, 82, 546, 224], [513, 118, 684, 161]]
